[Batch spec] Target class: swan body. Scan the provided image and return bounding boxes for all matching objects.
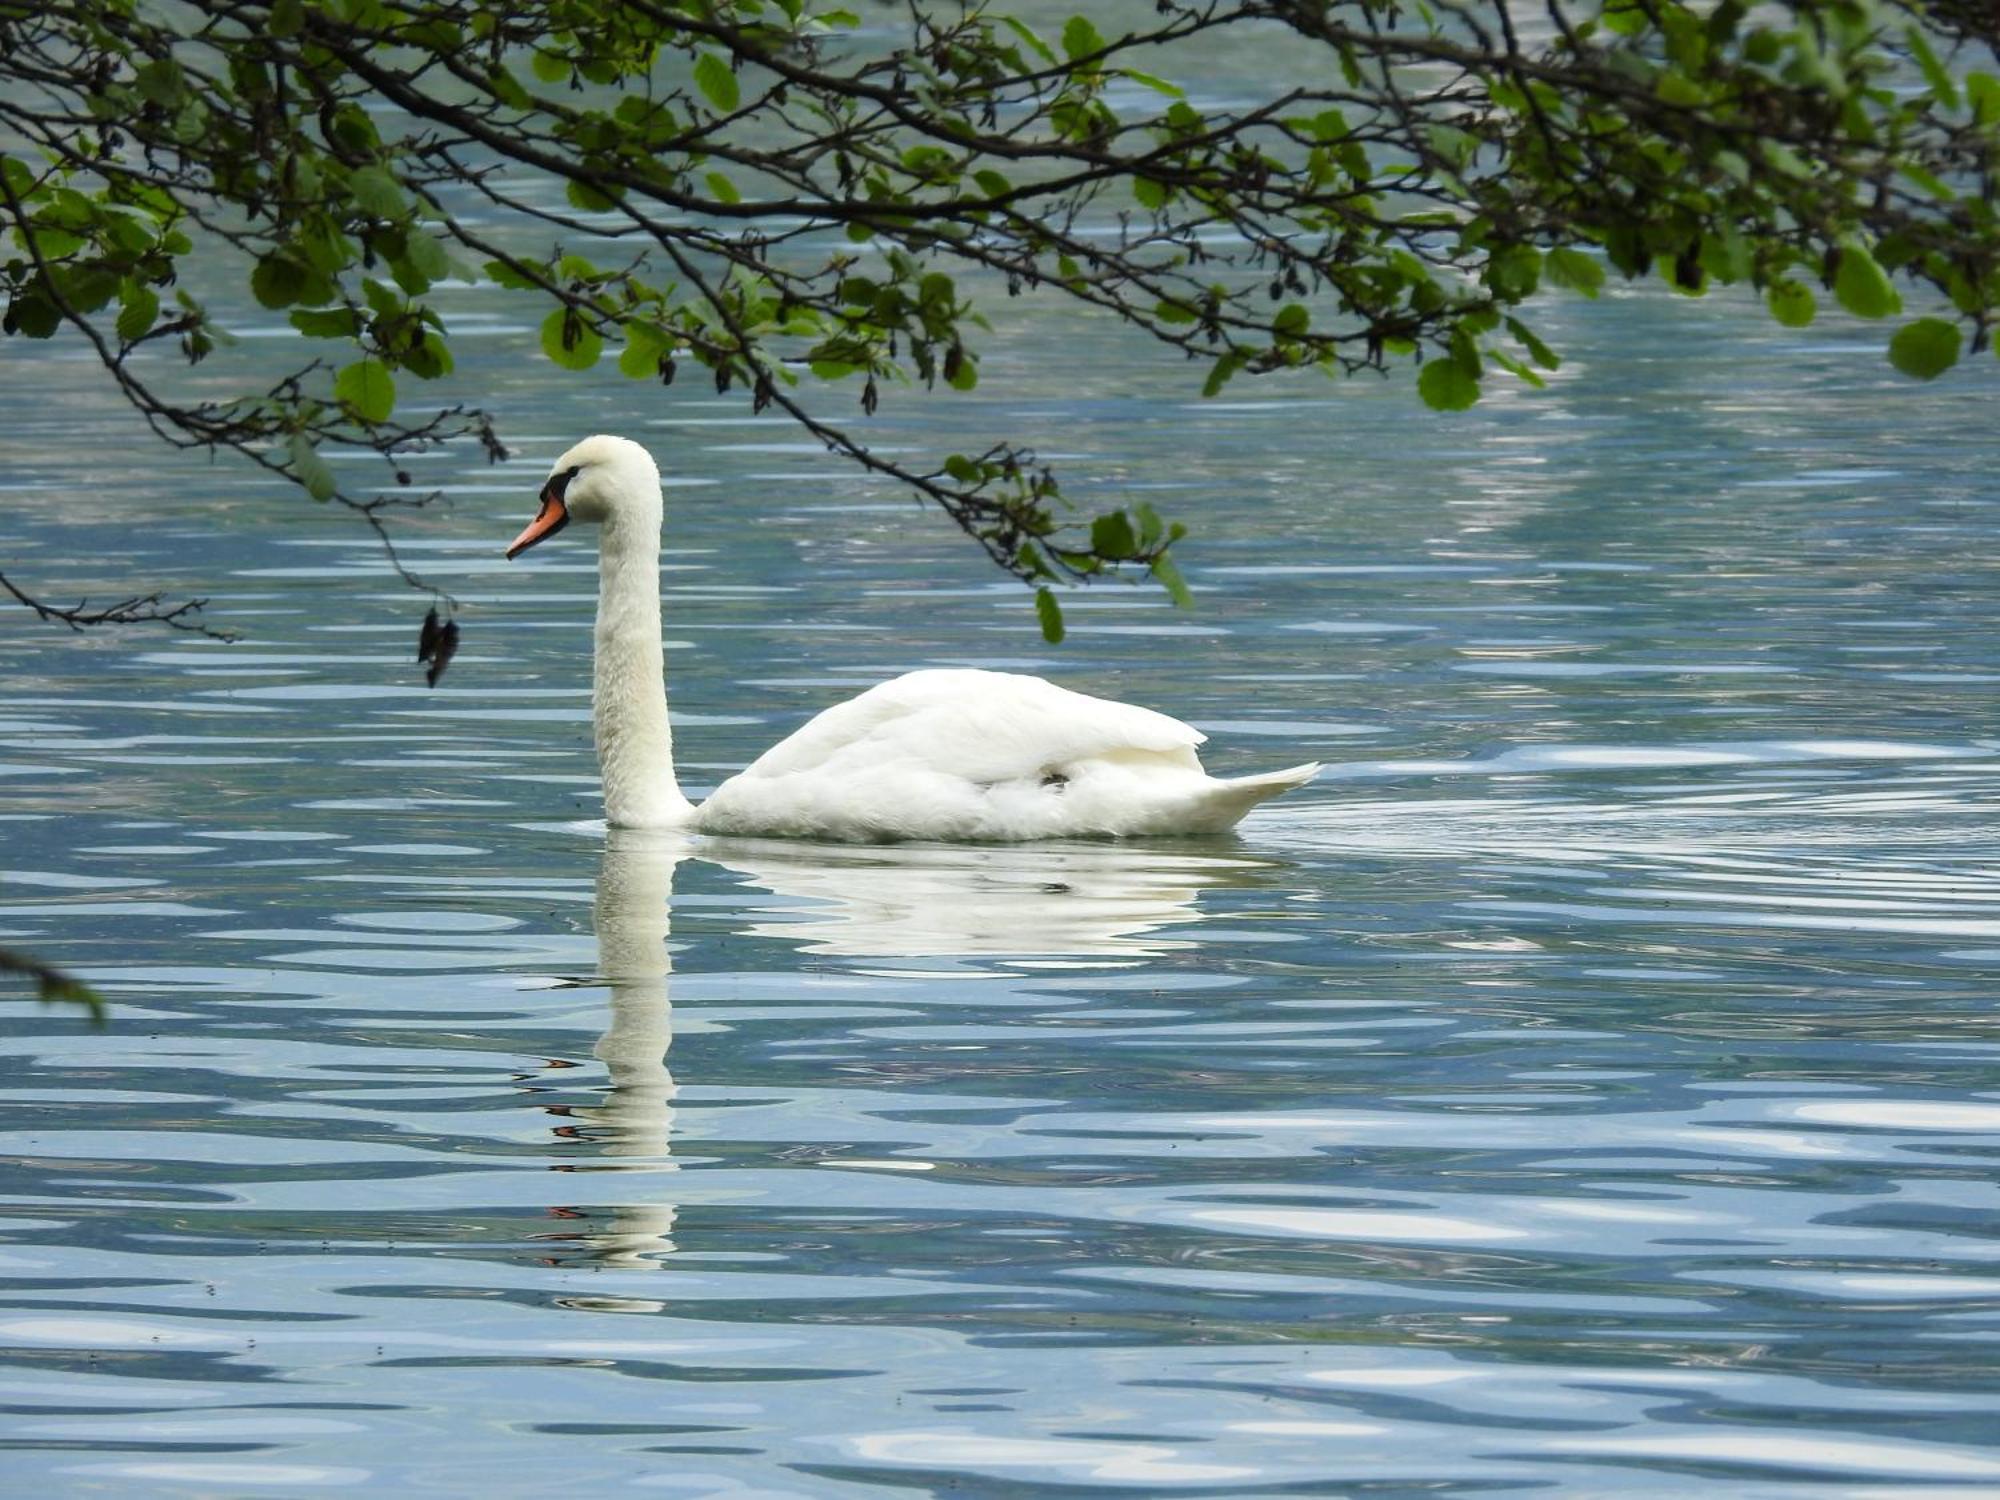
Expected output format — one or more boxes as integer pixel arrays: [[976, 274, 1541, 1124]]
[[506, 435, 1320, 841]]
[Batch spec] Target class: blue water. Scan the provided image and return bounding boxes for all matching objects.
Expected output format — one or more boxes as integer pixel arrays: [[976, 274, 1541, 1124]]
[[7, 148, 2000, 1495]]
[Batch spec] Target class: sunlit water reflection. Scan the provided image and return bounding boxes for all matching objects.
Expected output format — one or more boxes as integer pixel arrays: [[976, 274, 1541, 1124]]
[[5, 159, 2000, 1498]]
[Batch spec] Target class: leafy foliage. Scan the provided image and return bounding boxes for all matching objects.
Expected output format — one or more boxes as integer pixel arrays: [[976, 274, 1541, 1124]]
[[3, 0, 1998, 623], [0, 947, 106, 1024]]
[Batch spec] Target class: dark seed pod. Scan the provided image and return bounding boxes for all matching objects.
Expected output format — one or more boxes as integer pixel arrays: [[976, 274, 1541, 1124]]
[[425, 619, 459, 688], [417, 606, 442, 664], [658, 356, 677, 386]]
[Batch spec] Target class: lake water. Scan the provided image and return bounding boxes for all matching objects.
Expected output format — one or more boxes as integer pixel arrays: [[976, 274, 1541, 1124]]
[[6, 178, 2000, 1493]]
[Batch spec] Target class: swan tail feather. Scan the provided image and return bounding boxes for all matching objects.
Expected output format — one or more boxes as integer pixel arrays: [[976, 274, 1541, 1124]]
[[1177, 761, 1322, 832], [1221, 761, 1323, 793]]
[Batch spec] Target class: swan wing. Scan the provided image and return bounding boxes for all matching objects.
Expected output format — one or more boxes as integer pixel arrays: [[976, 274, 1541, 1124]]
[[732, 668, 1205, 783]]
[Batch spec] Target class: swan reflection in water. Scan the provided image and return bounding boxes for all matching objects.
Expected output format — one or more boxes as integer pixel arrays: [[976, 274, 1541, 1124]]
[[699, 834, 1275, 958], [541, 830, 1279, 1275]]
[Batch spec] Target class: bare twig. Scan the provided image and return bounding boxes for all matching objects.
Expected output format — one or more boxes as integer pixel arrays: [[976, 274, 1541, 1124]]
[[0, 568, 235, 639]]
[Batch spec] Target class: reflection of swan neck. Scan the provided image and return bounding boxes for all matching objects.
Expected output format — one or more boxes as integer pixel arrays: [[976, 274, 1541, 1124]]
[[589, 832, 682, 1157], [566, 832, 687, 1268], [596, 832, 677, 988]]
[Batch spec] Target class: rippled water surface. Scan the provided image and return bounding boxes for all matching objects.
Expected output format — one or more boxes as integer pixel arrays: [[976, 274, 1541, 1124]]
[[7, 186, 2000, 1494]]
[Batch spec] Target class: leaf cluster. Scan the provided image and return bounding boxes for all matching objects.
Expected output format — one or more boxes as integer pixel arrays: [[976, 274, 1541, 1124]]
[[3, 0, 1997, 628]]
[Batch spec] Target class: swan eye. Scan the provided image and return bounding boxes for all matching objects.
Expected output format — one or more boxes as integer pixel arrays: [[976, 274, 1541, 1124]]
[[548, 464, 582, 500]]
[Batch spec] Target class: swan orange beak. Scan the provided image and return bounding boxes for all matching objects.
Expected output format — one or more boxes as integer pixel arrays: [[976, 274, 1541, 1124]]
[[506, 488, 569, 559]]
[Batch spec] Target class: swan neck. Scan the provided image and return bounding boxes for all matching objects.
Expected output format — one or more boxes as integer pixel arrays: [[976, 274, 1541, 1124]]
[[595, 506, 691, 827]]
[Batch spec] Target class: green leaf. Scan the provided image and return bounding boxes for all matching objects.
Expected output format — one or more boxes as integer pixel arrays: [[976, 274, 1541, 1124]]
[[1601, 1, 1647, 36], [704, 171, 742, 205], [1743, 27, 1781, 65], [1450, 323, 1487, 371], [1832, 243, 1901, 320], [1132, 176, 1168, 210], [287, 432, 337, 501], [919, 271, 956, 308], [1487, 244, 1542, 300], [693, 52, 740, 112], [398, 329, 450, 379], [1887, 317, 1961, 380], [1151, 552, 1193, 609], [1417, 358, 1480, 411], [997, 16, 1056, 64], [347, 166, 406, 220], [361, 278, 405, 318], [619, 325, 669, 379], [1201, 351, 1242, 397], [1655, 70, 1704, 107], [1295, 112, 1350, 152], [1969, 72, 2000, 126], [530, 50, 569, 84], [402, 230, 451, 285], [60, 266, 121, 316], [565, 178, 617, 213], [290, 307, 364, 339], [250, 254, 306, 309], [334, 358, 396, 423], [1427, 123, 1476, 171], [1035, 586, 1065, 644], [484, 259, 540, 291], [1091, 510, 1137, 558], [1505, 315, 1560, 371], [1898, 162, 1955, 203], [2, 947, 105, 1021], [1767, 278, 1816, 328], [540, 307, 603, 370], [268, 0, 304, 36], [1118, 67, 1183, 98], [1545, 247, 1604, 298], [133, 59, 185, 107], [116, 285, 159, 343], [1488, 349, 1546, 390], [7, 291, 60, 338], [1905, 25, 1960, 111], [1062, 14, 1104, 61], [1153, 299, 1198, 326], [1272, 303, 1310, 338]]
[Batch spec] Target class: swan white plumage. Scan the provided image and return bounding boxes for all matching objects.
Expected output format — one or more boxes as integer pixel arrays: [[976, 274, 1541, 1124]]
[[505, 435, 1320, 840]]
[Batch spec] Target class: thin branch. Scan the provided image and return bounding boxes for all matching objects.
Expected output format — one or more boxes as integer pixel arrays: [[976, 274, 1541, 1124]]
[[0, 568, 235, 639]]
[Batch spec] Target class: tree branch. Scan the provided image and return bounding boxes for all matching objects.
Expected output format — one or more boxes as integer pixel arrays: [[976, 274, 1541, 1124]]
[[0, 568, 235, 639]]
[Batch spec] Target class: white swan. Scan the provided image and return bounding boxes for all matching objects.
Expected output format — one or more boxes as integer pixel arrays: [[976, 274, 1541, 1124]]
[[505, 434, 1321, 840]]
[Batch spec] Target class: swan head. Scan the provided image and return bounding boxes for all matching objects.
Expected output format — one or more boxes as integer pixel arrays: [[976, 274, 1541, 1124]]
[[506, 435, 661, 558]]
